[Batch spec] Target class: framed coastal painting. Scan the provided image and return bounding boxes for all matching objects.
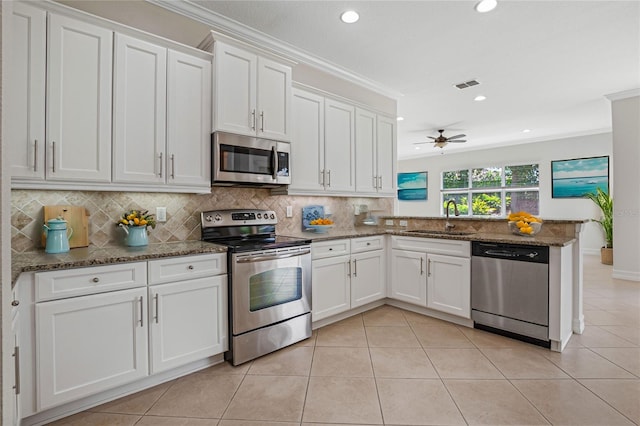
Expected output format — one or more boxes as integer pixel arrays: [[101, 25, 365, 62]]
[[551, 156, 609, 198], [397, 172, 428, 201]]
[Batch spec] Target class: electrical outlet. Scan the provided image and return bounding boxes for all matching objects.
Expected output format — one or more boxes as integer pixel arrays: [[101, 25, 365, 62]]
[[399, 220, 408, 227], [286, 206, 293, 218], [385, 219, 394, 226], [156, 207, 167, 222]]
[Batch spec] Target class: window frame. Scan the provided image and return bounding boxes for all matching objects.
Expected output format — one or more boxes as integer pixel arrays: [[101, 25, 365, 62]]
[[440, 163, 540, 217]]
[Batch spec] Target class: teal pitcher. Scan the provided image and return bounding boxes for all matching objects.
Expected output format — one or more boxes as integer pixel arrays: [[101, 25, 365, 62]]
[[43, 218, 73, 254], [121, 225, 148, 247]]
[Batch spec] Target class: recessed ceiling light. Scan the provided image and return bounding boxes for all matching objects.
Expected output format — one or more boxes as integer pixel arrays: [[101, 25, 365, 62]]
[[475, 0, 498, 13], [522, 129, 531, 133], [396, 116, 404, 121], [474, 95, 487, 101], [340, 10, 359, 24], [415, 146, 421, 150]]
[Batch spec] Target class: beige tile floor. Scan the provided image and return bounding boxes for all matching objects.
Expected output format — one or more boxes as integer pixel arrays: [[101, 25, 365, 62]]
[[50, 255, 640, 425]]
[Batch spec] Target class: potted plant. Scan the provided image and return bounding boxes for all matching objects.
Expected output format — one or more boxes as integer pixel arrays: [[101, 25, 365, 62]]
[[585, 187, 613, 265]]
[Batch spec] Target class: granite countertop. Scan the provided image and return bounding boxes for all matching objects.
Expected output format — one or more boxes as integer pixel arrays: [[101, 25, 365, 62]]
[[13, 226, 577, 286], [11, 241, 227, 286]]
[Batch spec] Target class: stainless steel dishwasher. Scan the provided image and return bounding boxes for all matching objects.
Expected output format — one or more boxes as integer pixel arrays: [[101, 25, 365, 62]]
[[471, 241, 550, 347]]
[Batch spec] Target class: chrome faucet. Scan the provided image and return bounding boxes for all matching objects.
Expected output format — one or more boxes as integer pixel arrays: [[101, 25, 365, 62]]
[[445, 199, 459, 231]]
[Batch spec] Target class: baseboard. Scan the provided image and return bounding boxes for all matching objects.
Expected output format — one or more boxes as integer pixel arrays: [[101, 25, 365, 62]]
[[612, 268, 640, 282]]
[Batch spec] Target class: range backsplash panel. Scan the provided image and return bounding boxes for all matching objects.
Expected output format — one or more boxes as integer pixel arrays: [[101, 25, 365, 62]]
[[11, 189, 392, 253]]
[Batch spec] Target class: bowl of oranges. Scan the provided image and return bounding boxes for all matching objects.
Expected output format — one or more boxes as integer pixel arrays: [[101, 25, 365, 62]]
[[308, 218, 334, 233], [507, 211, 542, 236]]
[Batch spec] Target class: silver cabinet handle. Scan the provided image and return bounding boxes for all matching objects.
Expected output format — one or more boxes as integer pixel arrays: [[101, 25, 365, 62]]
[[154, 293, 159, 324], [158, 152, 163, 177], [373, 176, 377, 189], [427, 259, 432, 277], [378, 176, 382, 189], [51, 141, 56, 173], [353, 259, 357, 277], [251, 109, 256, 130], [34, 140, 38, 172], [327, 170, 331, 187], [13, 346, 20, 395], [420, 257, 424, 275], [138, 296, 144, 327], [170, 154, 175, 179], [320, 169, 325, 186], [92, 277, 99, 283], [260, 111, 265, 131], [347, 260, 351, 277]]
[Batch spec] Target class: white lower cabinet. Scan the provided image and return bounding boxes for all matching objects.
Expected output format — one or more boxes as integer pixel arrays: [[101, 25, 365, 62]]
[[390, 237, 471, 318], [149, 275, 227, 373], [36, 287, 149, 410], [312, 236, 385, 322]]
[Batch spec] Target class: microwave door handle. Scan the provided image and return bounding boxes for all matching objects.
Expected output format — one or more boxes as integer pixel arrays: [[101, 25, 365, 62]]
[[236, 249, 311, 263], [271, 146, 278, 180]]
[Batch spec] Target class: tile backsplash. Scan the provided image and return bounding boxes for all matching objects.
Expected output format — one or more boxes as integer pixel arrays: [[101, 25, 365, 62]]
[[11, 189, 393, 253]]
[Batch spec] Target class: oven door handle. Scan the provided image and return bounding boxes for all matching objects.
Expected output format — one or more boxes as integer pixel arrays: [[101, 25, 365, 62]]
[[236, 249, 311, 263]]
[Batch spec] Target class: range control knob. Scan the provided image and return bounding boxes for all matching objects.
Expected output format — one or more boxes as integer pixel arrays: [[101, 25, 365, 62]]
[[270, 213, 275, 219], [215, 214, 222, 222], [204, 215, 213, 222], [257, 213, 262, 219]]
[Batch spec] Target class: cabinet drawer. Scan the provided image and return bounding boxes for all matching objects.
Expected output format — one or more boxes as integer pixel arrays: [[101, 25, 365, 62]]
[[35, 262, 147, 302], [312, 239, 351, 259], [392, 236, 470, 258], [351, 235, 385, 254], [148, 253, 226, 285]]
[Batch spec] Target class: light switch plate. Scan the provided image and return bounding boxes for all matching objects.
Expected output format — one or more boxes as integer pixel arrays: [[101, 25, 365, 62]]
[[385, 219, 394, 226], [399, 220, 408, 227], [156, 207, 167, 222]]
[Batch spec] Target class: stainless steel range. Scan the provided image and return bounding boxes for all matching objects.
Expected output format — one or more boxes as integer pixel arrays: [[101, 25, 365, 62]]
[[201, 209, 312, 365]]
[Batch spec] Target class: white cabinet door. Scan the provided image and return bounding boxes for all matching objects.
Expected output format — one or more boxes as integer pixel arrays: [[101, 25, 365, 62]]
[[376, 114, 397, 196], [113, 33, 167, 184], [257, 57, 291, 141], [149, 275, 228, 373], [324, 98, 355, 193], [9, 3, 46, 180], [355, 108, 377, 194], [351, 250, 386, 308], [213, 42, 257, 136], [427, 254, 471, 318], [47, 13, 112, 182], [36, 287, 148, 410], [290, 88, 324, 191], [312, 254, 351, 321], [167, 50, 212, 187], [390, 249, 427, 306]]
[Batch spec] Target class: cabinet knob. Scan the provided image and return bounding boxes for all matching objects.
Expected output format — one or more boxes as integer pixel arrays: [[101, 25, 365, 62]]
[[329, 248, 333, 251], [11, 300, 19, 307], [92, 277, 100, 283], [367, 242, 371, 246], [188, 265, 194, 270]]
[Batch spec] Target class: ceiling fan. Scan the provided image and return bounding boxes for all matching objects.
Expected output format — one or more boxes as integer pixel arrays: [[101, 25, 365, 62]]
[[414, 129, 467, 149]]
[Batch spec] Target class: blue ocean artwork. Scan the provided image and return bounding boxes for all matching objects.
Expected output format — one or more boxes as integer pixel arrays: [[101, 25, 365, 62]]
[[397, 172, 427, 190], [551, 156, 609, 198], [398, 188, 427, 201]]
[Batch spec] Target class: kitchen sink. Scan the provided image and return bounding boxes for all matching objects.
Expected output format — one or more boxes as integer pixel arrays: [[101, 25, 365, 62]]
[[407, 230, 475, 236]]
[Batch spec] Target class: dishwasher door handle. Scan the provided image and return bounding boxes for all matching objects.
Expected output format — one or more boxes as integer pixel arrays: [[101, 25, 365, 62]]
[[483, 250, 519, 258]]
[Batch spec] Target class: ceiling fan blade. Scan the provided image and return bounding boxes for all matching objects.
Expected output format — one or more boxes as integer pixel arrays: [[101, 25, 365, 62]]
[[413, 141, 430, 145], [427, 136, 437, 140], [448, 140, 467, 143], [446, 134, 466, 140]]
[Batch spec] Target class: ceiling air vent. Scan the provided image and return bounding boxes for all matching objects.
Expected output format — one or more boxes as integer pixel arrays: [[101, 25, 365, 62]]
[[454, 79, 480, 89]]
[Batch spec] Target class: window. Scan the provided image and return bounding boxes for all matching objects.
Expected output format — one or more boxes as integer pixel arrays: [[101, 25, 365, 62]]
[[441, 164, 539, 217]]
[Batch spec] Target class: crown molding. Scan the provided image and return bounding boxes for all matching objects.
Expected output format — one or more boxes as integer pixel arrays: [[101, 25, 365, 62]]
[[605, 88, 640, 101], [146, 0, 402, 99]]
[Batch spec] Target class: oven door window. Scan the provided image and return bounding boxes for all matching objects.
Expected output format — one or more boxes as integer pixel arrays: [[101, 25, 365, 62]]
[[249, 267, 302, 311], [220, 144, 273, 176]]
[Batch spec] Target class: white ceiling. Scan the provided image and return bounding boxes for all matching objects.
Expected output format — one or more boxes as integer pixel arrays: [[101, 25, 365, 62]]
[[159, 0, 640, 159]]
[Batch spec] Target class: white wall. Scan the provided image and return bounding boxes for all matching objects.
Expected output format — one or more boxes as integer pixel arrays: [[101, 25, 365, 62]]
[[397, 132, 613, 253]]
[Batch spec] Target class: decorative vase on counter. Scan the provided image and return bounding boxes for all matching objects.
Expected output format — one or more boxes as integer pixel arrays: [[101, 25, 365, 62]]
[[120, 225, 149, 247], [43, 218, 73, 254]]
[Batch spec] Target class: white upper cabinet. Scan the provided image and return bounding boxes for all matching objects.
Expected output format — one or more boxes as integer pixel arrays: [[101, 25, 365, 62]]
[[290, 88, 325, 191], [113, 34, 167, 185], [355, 108, 377, 193], [375, 114, 397, 196], [213, 41, 291, 141], [9, 2, 46, 180], [47, 13, 113, 182], [324, 98, 356, 193], [166, 50, 212, 188]]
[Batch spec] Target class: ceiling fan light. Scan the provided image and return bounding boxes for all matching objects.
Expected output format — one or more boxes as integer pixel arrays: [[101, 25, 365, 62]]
[[475, 0, 498, 13], [340, 10, 360, 23]]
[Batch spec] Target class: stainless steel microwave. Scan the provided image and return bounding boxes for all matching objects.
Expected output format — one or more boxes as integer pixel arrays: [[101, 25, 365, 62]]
[[212, 132, 291, 186]]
